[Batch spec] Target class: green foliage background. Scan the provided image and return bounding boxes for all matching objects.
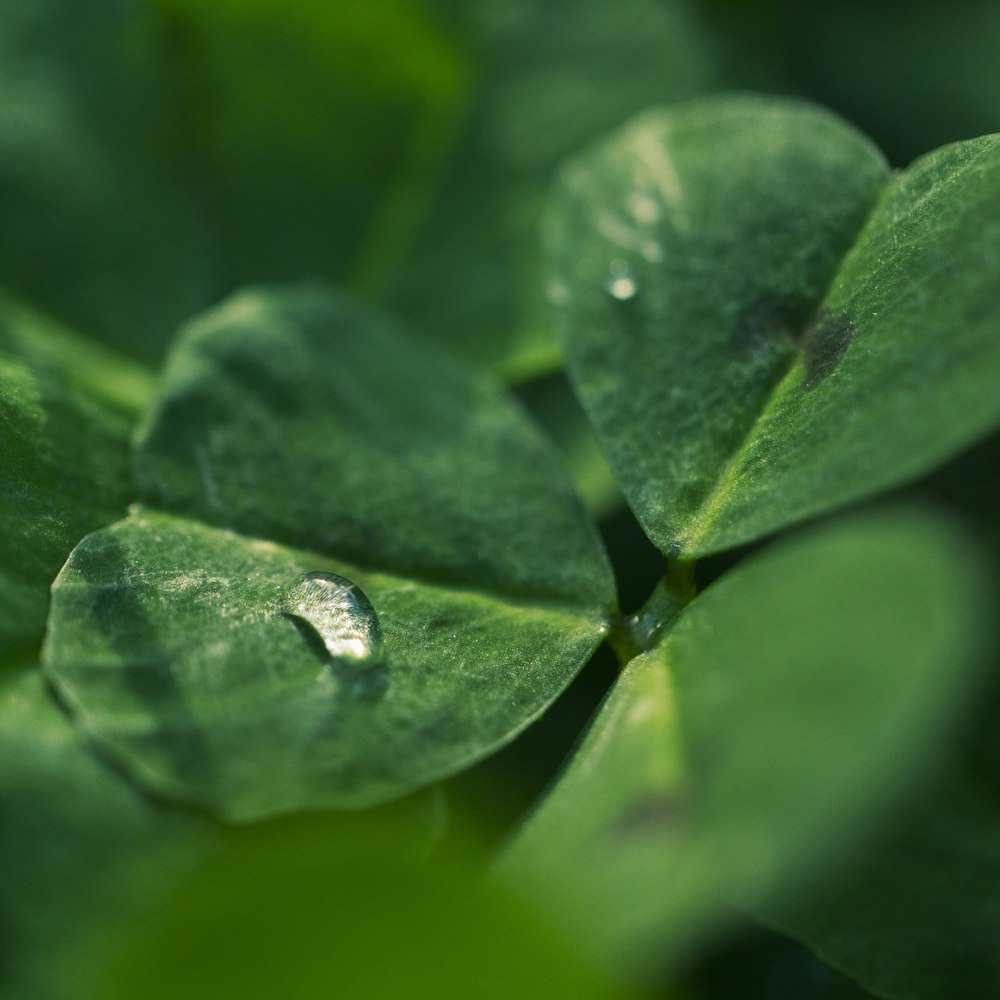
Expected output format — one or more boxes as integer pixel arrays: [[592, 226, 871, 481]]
[[2, 1, 1000, 997]]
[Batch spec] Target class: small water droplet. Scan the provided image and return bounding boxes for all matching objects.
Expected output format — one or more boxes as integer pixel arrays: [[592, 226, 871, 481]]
[[283, 572, 384, 666], [604, 259, 639, 301]]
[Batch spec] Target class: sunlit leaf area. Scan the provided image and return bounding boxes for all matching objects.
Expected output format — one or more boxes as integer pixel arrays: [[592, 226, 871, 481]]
[[3, 2, 1000, 997]]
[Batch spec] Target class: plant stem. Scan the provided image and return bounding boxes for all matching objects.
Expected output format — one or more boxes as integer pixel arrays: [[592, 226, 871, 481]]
[[608, 558, 698, 664]]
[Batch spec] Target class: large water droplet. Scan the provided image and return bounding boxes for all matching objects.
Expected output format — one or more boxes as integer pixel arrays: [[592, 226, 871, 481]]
[[604, 259, 639, 301], [283, 572, 384, 666]]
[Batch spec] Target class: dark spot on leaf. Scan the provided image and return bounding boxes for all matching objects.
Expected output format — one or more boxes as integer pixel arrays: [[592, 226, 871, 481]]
[[730, 293, 813, 358], [611, 794, 687, 840], [801, 308, 854, 390]]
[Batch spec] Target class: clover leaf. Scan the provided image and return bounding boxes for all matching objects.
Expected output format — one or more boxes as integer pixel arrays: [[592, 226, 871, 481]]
[[548, 94, 1000, 555], [498, 509, 994, 975], [42, 285, 613, 819], [0, 294, 151, 662]]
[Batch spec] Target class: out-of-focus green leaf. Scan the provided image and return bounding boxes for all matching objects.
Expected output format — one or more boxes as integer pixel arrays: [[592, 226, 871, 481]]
[[0, 0, 466, 359], [766, 781, 1000, 1000], [0, 294, 152, 662], [0, 0, 219, 357], [498, 509, 994, 977], [96, 810, 629, 1000], [153, 0, 468, 296], [695, 1, 1000, 166], [549, 94, 1000, 556], [516, 373, 624, 520], [784, 0, 1000, 166], [389, 0, 722, 377], [0, 669, 209, 1000], [44, 285, 612, 819]]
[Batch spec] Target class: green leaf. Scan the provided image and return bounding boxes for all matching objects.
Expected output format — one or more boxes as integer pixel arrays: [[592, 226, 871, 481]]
[[0, 0, 219, 358], [766, 781, 1000, 1000], [43, 510, 605, 820], [516, 374, 624, 520], [0, 669, 208, 1000], [549, 94, 1000, 556], [134, 284, 613, 609], [0, 0, 466, 359], [44, 285, 613, 819], [96, 810, 628, 1000], [152, 0, 468, 297], [389, 0, 721, 377], [0, 294, 152, 661], [498, 509, 994, 976]]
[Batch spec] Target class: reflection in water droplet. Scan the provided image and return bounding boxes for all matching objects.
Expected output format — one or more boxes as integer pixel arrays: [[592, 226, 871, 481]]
[[283, 573, 384, 666], [604, 259, 639, 301]]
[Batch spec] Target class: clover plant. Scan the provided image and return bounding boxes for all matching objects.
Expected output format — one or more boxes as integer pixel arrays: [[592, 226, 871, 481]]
[[3, 3, 1000, 999]]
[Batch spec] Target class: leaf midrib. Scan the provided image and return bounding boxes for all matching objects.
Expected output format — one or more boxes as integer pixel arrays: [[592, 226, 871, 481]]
[[678, 138, 1000, 555], [674, 181, 894, 555], [128, 505, 613, 624]]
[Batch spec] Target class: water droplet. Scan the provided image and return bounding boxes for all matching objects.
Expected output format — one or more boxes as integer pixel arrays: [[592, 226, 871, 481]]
[[282, 572, 384, 666], [604, 259, 639, 301]]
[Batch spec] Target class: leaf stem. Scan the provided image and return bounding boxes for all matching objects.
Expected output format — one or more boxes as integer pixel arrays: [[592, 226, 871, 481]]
[[608, 558, 697, 664]]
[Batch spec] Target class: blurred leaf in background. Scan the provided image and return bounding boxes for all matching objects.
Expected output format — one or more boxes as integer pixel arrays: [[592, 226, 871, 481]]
[[0, 294, 151, 662], [0, 0, 467, 359], [0, 0, 216, 358], [389, 0, 724, 377], [152, 0, 468, 297], [96, 806, 632, 1000], [766, 778, 1000, 1000], [699, 0, 1000, 165], [499, 509, 996, 980], [0, 670, 211, 1000]]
